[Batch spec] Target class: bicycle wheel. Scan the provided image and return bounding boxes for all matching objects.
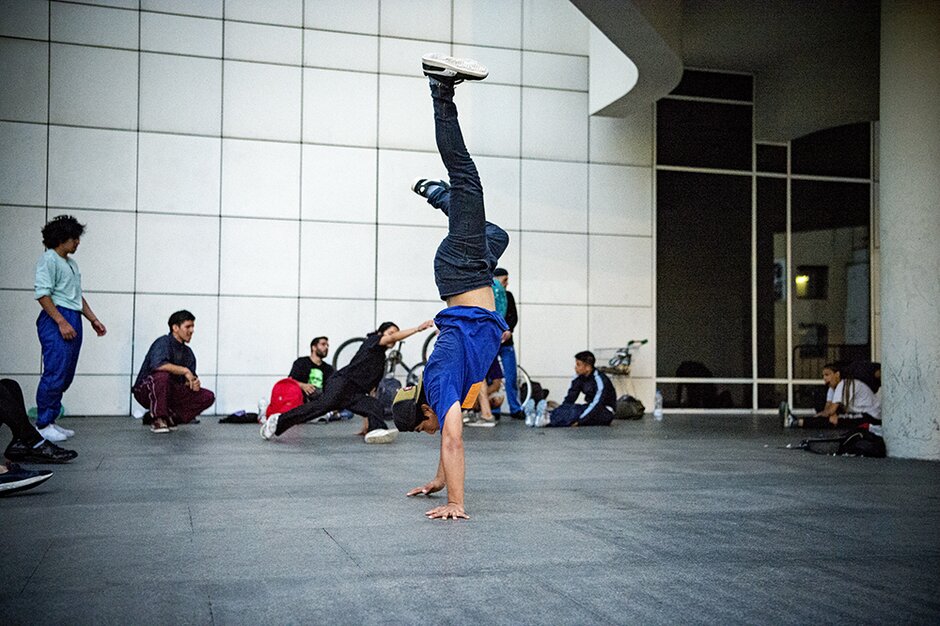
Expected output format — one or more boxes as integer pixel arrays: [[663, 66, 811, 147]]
[[405, 361, 426, 387], [332, 336, 365, 370], [516, 364, 532, 407], [421, 330, 438, 362]]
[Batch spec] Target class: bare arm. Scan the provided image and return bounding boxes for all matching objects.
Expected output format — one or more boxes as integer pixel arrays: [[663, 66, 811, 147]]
[[379, 319, 434, 347], [81, 297, 107, 336], [38, 295, 77, 340], [406, 455, 445, 497], [425, 402, 468, 520]]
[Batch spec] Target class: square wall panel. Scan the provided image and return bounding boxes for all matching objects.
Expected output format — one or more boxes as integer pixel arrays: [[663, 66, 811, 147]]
[[590, 106, 653, 166], [589, 164, 652, 236], [380, 36, 444, 77], [588, 306, 654, 378], [225, 0, 303, 27], [141, 12, 222, 57], [305, 0, 378, 35], [63, 375, 131, 416], [138, 133, 221, 215], [380, 0, 450, 41], [522, 0, 589, 55], [588, 235, 652, 307], [304, 30, 377, 73], [523, 51, 587, 91], [453, 0, 522, 49], [521, 160, 588, 233], [0, 122, 46, 205], [521, 88, 587, 161], [452, 82, 521, 158], [476, 155, 521, 232], [50, 44, 138, 130], [0, 206, 46, 289], [140, 53, 222, 135], [376, 148, 446, 226], [133, 293, 219, 376], [219, 217, 300, 297], [136, 213, 220, 294], [302, 144, 376, 223], [452, 44, 522, 86], [51, 2, 137, 49], [225, 22, 301, 66], [519, 231, 587, 304], [66, 208, 136, 292], [298, 298, 376, 357], [223, 61, 301, 142], [141, 0, 222, 19], [299, 221, 376, 299], [214, 376, 272, 415], [48, 126, 136, 210], [378, 74, 435, 152], [517, 303, 587, 379], [375, 224, 445, 301], [0, 38, 48, 122], [78, 0, 138, 8], [73, 292, 134, 375], [218, 296, 297, 375], [304, 68, 377, 147], [0, 0, 49, 39], [221, 138, 300, 219], [0, 290, 42, 374]]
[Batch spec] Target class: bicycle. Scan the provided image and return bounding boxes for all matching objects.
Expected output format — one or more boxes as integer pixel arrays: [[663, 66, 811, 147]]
[[420, 330, 533, 408], [596, 338, 648, 398]]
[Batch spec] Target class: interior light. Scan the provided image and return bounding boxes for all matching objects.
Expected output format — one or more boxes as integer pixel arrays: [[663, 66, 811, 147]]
[[794, 275, 810, 285]]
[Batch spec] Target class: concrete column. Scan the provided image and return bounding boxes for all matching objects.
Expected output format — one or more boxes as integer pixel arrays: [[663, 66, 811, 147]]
[[879, 1, 940, 459]]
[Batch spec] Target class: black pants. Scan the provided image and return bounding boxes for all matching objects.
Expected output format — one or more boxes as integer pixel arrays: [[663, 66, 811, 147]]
[[0, 379, 43, 445], [275, 375, 386, 436], [801, 414, 881, 429]]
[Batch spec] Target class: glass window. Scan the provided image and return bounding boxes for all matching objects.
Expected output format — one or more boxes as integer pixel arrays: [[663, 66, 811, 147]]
[[657, 171, 752, 379], [791, 123, 871, 179], [670, 69, 753, 102], [758, 384, 788, 410], [657, 99, 753, 171], [756, 176, 787, 379], [756, 144, 787, 173], [660, 383, 754, 409]]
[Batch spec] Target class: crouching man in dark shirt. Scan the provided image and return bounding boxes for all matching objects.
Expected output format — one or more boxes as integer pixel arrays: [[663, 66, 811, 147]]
[[133, 310, 215, 433], [549, 351, 616, 427]]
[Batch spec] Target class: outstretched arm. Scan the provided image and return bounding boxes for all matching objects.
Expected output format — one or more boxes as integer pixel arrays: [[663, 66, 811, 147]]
[[379, 320, 434, 347], [425, 402, 468, 520]]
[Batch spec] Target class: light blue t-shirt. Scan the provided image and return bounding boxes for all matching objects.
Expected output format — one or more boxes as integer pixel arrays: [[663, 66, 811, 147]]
[[34, 249, 82, 311]]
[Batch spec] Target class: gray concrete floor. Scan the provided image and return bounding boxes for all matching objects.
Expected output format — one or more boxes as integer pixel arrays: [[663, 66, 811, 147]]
[[1, 414, 938, 625]]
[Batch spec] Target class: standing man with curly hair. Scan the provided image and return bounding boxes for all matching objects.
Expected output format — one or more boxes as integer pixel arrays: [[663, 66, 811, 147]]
[[33, 215, 107, 442]]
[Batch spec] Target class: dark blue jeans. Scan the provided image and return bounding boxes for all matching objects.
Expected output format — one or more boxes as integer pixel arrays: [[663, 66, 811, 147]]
[[36, 306, 83, 427], [427, 78, 509, 299]]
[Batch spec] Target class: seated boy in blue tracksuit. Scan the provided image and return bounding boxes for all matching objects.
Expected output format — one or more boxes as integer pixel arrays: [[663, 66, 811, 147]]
[[391, 53, 510, 521], [549, 351, 617, 427]]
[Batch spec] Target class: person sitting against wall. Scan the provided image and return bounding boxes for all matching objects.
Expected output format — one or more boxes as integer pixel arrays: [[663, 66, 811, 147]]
[[289, 336, 334, 402], [548, 351, 617, 427], [133, 310, 216, 434], [785, 362, 881, 428]]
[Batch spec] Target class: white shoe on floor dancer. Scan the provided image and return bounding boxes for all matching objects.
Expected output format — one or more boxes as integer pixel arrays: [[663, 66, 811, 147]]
[[364, 428, 399, 444], [37, 424, 68, 443]]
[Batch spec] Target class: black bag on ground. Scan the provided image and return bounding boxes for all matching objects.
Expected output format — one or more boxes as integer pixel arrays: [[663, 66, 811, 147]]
[[615, 394, 645, 420], [798, 426, 885, 458], [376, 376, 402, 419]]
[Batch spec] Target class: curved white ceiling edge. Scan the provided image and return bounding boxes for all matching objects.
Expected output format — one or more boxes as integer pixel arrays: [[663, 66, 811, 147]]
[[573, 0, 683, 118]]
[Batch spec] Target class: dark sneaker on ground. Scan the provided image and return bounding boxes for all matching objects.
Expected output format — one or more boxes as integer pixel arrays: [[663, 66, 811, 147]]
[[422, 53, 488, 83], [4, 438, 77, 464], [0, 463, 53, 496]]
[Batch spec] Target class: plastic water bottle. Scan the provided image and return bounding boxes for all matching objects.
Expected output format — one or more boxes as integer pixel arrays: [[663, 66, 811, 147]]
[[653, 390, 663, 421]]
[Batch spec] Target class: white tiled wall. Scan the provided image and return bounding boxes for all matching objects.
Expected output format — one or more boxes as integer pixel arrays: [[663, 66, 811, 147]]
[[0, 0, 655, 414]]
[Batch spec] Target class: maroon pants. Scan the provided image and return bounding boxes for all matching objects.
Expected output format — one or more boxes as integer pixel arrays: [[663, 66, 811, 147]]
[[133, 371, 215, 424]]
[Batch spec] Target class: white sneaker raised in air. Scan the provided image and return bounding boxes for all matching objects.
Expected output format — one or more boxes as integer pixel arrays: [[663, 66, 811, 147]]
[[364, 428, 399, 444], [260, 413, 280, 440], [421, 53, 488, 83], [37, 424, 67, 443]]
